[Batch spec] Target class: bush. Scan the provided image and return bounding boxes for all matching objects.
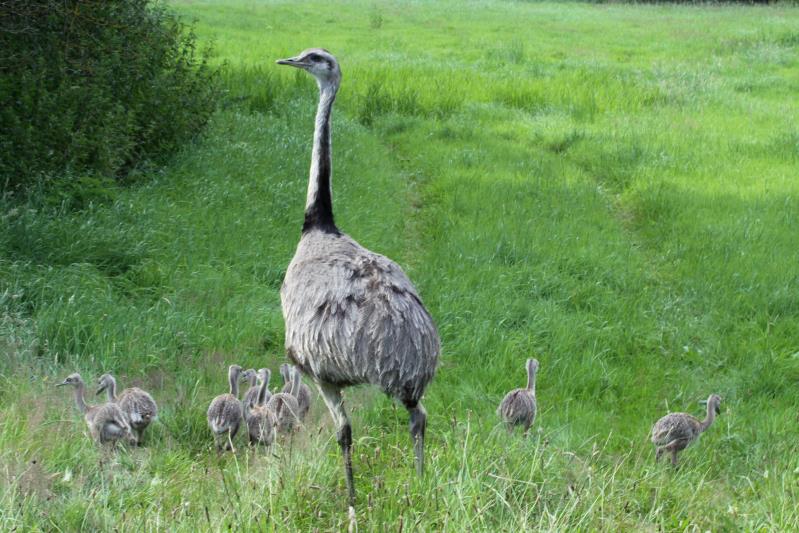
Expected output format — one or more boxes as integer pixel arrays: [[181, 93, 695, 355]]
[[0, 0, 218, 193]]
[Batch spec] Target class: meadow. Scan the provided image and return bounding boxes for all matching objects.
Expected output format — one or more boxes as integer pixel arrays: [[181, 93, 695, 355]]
[[2, 0, 799, 530]]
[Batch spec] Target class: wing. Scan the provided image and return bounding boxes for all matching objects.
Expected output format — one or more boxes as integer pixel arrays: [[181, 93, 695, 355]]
[[498, 389, 534, 423], [207, 395, 241, 433], [281, 232, 439, 398], [119, 389, 157, 424], [651, 413, 698, 445]]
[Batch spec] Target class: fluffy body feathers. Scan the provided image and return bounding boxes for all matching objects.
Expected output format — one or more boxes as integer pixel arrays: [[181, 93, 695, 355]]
[[282, 234, 439, 402], [207, 365, 247, 451], [97, 373, 157, 445], [497, 358, 539, 435], [268, 365, 301, 434], [651, 394, 722, 466], [277, 48, 439, 507], [246, 368, 276, 446], [57, 373, 135, 446]]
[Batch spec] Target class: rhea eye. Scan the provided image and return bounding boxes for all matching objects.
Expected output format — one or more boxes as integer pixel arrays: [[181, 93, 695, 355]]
[[308, 53, 322, 62]]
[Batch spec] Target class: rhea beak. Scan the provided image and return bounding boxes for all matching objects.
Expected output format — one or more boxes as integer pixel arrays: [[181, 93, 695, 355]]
[[276, 57, 308, 68], [56, 381, 67, 387], [715, 405, 721, 415], [96, 386, 106, 396]]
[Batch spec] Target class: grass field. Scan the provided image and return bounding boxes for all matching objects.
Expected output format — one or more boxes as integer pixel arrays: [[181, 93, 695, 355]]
[[2, 0, 799, 530]]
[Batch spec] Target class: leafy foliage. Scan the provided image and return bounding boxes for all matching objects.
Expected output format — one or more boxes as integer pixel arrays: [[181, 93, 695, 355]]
[[0, 0, 218, 193]]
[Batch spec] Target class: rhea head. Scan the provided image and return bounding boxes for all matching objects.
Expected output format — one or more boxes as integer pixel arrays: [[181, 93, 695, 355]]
[[276, 48, 341, 90], [240, 368, 255, 383], [700, 394, 722, 414], [96, 373, 115, 395], [56, 372, 84, 387]]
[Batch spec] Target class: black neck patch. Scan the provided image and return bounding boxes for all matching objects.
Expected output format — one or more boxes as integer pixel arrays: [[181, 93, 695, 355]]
[[302, 91, 340, 235]]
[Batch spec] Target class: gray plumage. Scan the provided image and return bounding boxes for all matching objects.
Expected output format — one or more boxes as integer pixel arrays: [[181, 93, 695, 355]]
[[282, 235, 440, 401], [277, 48, 440, 508], [207, 365, 248, 452], [267, 365, 301, 434], [242, 368, 261, 410], [497, 358, 539, 436], [246, 368, 276, 446], [96, 373, 158, 446], [280, 364, 312, 421], [651, 394, 722, 466], [57, 373, 135, 446]]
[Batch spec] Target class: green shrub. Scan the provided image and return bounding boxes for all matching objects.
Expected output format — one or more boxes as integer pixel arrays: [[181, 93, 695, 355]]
[[0, 0, 218, 193]]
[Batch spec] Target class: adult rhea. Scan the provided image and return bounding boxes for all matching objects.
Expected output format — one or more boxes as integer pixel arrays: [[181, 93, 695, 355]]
[[276, 49, 440, 507]]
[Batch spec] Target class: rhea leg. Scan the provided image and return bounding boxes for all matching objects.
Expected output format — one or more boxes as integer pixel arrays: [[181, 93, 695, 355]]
[[228, 423, 241, 452], [317, 382, 355, 507], [214, 423, 238, 453], [404, 400, 427, 477], [663, 439, 684, 467]]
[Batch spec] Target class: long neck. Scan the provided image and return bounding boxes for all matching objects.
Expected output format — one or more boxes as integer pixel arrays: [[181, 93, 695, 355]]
[[699, 403, 716, 432], [73, 382, 88, 414], [229, 370, 240, 398], [302, 83, 339, 234], [526, 366, 537, 393], [290, 369, 301, 397], [105, 377, 117, 402], [257, 374, 271, 406]]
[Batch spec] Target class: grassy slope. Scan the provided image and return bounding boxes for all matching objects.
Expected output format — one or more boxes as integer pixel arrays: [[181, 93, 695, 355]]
[[2, 0, 799, 530]]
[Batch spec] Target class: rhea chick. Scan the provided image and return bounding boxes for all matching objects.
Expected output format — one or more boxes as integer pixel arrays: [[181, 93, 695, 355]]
[[246, 368, 277, 447], [267, 364, 301, 434], [280, 364, 312, 421], [57, 373, 135, 446], [497, 358, 539, 436], [96, 373, 158, 446], [207, 365, 251, 452], [242, 368, 261, 410], [651, 394, 722, 466]]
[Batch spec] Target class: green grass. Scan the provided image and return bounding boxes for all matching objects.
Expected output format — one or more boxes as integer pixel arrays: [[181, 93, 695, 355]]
[[2, 0, 799, 530]]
